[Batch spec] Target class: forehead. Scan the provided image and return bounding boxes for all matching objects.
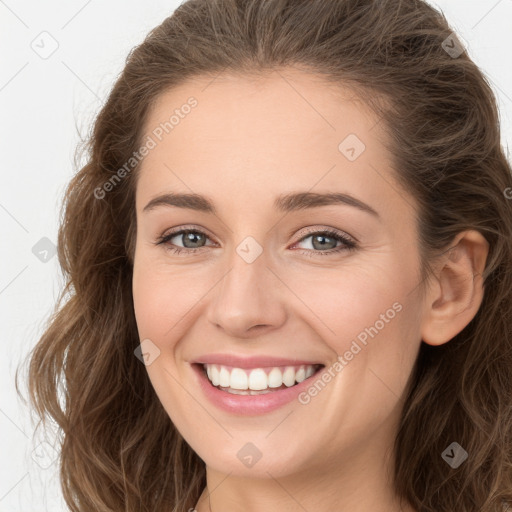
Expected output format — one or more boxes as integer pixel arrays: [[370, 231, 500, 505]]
[[141, 69, 382, 155], [135, 68, 409, 224]]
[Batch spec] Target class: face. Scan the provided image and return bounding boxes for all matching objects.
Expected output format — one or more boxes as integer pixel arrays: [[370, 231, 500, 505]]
[[132, 68, 425, 480]]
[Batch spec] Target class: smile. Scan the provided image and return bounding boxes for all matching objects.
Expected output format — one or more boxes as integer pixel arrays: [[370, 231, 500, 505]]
[[203, 363, 322, 395], [191, 361, 326, 415]]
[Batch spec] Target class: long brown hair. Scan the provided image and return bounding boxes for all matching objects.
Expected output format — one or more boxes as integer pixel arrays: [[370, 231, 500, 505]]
[[18, 0, 512, 510]]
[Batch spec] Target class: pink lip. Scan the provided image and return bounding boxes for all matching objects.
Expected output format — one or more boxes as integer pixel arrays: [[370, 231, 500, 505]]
[[190, 363, 325, 415], [192, 353, 323, 369]]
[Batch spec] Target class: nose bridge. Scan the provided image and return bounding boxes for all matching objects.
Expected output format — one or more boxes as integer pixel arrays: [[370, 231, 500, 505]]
[[206, 238, 286, 336], [224, 253, 265, 306]]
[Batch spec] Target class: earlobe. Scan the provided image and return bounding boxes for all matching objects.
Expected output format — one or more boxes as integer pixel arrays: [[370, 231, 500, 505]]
[[421, 230, 489, 347]]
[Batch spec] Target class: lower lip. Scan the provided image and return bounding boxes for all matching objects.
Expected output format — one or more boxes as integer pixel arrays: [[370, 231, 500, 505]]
[[191, 363, 324, 415]]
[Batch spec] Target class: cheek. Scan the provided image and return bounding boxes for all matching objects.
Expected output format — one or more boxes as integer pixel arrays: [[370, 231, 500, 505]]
[[132, 258, 212, 341], [287, 261, 420, 391], [131, 260, 210, 433], [284, 262, 404, 342]]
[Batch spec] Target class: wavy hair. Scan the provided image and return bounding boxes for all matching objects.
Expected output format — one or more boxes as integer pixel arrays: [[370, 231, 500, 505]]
[[18, 0, 512, 510]]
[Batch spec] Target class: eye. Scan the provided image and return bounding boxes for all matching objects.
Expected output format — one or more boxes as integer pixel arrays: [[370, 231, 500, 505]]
[[291, 228, 357, 256], [155, 227, 216, 255], [154, 226, 357, 256]]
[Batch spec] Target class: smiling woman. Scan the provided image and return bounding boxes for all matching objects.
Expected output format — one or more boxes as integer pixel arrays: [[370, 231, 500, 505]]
[[19, 0, 512, 511]]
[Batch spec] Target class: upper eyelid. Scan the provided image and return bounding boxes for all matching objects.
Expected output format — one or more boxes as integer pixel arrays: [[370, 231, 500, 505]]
[[162, 226, 355, 246], [291, 226, 356, 243], [162, 225, 216, 240]]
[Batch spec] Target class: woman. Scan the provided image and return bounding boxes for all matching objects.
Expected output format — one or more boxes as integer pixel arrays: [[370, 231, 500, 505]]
[[21, 0, 512, 510]]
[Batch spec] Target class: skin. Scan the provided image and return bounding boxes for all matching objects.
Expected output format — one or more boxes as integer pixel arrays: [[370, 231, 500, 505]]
[[131, 68, 489, 512]]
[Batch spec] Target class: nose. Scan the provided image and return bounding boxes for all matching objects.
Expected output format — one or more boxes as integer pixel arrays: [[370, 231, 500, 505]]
[[206, 247, 287, 338]]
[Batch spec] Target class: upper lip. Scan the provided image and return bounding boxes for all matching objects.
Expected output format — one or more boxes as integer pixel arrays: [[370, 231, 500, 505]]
[[192, 354, 325, 369]]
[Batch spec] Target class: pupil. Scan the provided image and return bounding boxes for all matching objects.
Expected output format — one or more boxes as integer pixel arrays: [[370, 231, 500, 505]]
[[184, 232, 205, 248], [180, 233, 337, 250], [312, 234, 336, 250]]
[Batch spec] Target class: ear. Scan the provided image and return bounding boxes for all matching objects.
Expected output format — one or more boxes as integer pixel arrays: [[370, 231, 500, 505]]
[[421, 230, 490, 346]]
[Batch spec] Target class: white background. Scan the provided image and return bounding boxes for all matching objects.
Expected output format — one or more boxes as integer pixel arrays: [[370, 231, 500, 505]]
[[1, 1, 511, 510]]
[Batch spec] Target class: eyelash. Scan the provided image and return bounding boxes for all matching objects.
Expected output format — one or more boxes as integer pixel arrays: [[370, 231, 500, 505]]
[[154, 226, 357, 257]]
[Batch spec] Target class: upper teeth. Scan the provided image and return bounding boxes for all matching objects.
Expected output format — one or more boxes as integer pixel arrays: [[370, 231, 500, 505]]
[[204, 364, 318, 390]]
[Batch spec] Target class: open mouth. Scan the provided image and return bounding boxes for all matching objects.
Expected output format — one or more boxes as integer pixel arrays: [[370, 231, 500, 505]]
[[195, 362, 325, 395]]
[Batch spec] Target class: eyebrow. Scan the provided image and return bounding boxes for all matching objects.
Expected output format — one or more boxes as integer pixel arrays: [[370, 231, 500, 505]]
[[142, 191, 380, 218]]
